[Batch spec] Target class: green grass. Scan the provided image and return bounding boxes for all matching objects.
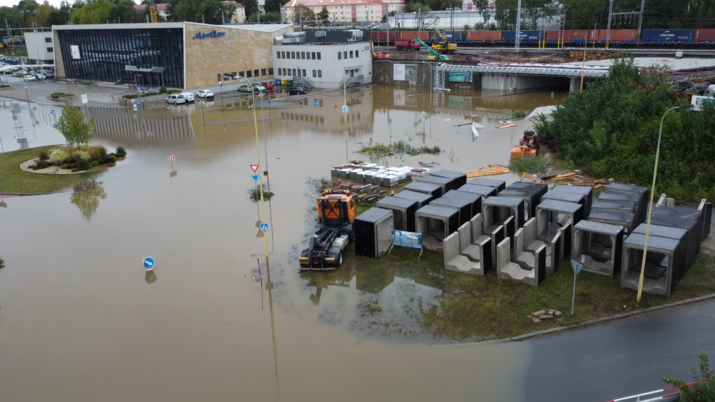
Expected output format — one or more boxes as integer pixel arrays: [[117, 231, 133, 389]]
[[50, 92, 74, 99], [0, 146, 94, 194], [509, 155, 552, 174], [345, 245, 715, 340]]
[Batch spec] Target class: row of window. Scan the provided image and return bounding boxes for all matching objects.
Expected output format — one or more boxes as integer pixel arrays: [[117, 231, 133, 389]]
[[337, 50, 359, 60], [276, 68, 324, 79], [276, 50, 322, 60], [234, 68, 274, 79]]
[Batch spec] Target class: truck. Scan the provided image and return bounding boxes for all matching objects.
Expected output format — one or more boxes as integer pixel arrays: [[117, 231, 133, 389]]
[[299, 189, 358, 270], [395, 39, 421, 51]]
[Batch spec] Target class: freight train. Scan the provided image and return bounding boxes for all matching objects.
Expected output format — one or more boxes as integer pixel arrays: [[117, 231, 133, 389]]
[[371, 28, 715, 48]]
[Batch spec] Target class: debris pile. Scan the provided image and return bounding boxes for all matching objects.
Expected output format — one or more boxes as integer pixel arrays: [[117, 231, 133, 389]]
[[530, 309, 563, 323], [520, 171, 609, 188], [329, 179, 387, 203], [462, 164, 511, 178]]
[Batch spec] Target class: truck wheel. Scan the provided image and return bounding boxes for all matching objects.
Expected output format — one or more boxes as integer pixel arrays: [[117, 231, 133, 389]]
[[348, 225, 355, 242], [336, 251, 343, 267]]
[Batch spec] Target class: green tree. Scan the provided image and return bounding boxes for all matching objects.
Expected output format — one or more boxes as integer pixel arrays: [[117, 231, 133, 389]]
[[317, 6, 329, 22], [662, 353, 715, 402], [49, 1, 73, 25], [111, 0, 136, 23], [264, 0, 286, 15], [535, 58, 715, 204], [237, 0, 259, 19], [56, 101, 95, 146], [249, 11, 281, 22], [33, 1, 55, 27], [295, 4, 315, 24], [168, 0, 233, 24], [71, 0, 116, 24], [70, 179, 107, 220]]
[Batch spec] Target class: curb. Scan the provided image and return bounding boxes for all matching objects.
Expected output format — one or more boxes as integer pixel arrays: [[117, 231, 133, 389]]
[[443, 293, 715, 347]]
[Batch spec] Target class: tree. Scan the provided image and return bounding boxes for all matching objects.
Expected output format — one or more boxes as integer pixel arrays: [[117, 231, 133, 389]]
[[111, 0, 136, 23], [168, 0, 233, 24], [294, 4, 315, 24], [662, 353, 715, 402], [71, 0, 116, 24], [57, 101, 95, 146], [249, 11, 280, 22], [237, 0, 259, 19], [32, 1, 54, 27], [317, 6, 329, 21], [49, 1, 73, 25]]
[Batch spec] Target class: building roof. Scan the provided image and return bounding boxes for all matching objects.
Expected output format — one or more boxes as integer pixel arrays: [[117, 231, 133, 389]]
[[52, 22, 291, 33], [284, 0, 404, 7]]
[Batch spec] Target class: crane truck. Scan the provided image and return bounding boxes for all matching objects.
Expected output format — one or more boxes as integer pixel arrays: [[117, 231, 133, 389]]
[[414, 37, 450, 61], [299, 189, 358, 270], [432, 29, 457, 54]]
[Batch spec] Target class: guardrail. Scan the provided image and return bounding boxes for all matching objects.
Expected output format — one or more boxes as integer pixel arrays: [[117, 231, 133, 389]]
[[608, 380, 708, 402]]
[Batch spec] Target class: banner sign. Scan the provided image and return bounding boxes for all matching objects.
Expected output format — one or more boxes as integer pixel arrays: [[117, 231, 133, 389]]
[[393, 64, 405, 81], [449, 71, 473, 83], [391, 229, 423, 249]]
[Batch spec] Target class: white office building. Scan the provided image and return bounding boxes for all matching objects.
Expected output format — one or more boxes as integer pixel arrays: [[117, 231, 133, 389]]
[[272, 41, 372, 89], [24, 31, 54, 64]]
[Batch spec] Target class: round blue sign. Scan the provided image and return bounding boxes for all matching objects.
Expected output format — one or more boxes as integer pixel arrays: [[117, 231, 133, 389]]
[[143, 257, 155, 271]]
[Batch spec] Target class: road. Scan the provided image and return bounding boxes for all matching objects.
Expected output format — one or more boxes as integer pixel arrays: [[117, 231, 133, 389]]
[[526, 299, 715, 402]]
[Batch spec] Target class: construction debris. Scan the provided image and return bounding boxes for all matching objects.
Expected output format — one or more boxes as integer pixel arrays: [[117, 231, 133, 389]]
[[529, 309, 562, 323], [519, 171, 608, 187], [496, 123, 517, 129], [463, 164, 510, 178]]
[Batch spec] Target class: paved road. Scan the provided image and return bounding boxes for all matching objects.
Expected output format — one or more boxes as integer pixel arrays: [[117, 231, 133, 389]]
[[526, 299, 715, 402]]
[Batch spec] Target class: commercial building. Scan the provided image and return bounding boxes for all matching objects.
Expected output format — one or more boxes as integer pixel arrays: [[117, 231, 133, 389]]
[[53, 22, 292, 90], [24, 31, 54, 64], [282, 0, 404, 24], [272, 31, 372, 88]]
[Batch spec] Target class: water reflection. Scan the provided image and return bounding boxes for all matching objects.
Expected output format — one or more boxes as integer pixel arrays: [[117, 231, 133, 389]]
[[144, 270, 157, 284], [70, 178, 107, 220]]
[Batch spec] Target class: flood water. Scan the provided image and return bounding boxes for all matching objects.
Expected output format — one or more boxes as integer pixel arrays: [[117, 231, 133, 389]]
[[0, 86, 564, 401]]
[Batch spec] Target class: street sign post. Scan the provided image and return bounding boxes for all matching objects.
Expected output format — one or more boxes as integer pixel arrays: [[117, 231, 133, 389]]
[[133, 103, 138, 112], [260, 223, 269, 232], [570, 259, 584, 316], [23, 83, 27, 88], [81, 94, 88, 104], [143, 257, 155, 271], [388, 118, 392, 124], [251, 173, 259, 183], [342, 105, 348, 113], [250, 164, 259, 173], [50, 110, 55, 115], [314, 100, 318, 107], [168, 155, 175, 171]]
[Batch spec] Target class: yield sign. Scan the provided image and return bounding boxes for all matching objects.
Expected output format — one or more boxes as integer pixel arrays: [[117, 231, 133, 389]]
[[250, 164, 259, 173]]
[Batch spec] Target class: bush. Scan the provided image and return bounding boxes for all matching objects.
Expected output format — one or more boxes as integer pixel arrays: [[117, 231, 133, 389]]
[[72, 150, 91, 161], [248, 184, 275, 202], [104, 154, 118, 163], [50, 92, 73, 99], [60, 163, 70, 169], [50, 148, 72, 164], [508, 155, 552, 174], [159, 86, 167, 94], [88, 145, 107, 160], [34, 160, 50, 169], [115, 147, 127, 157], [89, 160, 100, 167], [78, 144, 90, 151], [39, 151, 49, 160], [75, 159, 91, 171], [662, 353, 715, 402]]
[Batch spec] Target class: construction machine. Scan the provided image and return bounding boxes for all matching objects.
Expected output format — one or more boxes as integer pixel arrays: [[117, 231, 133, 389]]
[[431, 29, 457, 54], [510, 130, 541, 161], [414, 37, 450, 61], [299, 189, 358, 270]]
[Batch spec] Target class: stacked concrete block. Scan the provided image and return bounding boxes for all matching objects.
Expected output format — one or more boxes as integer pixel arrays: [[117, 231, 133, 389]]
[[597, 191, 644, 226], [621, 233, 686, 297], [541, 190, 588, 218], [632, 224, 689, 279], [431, 169, 467, 188], [376, 196, 418, 232], [506, 182, 548, 220], [587, 209, 637, 234], [443, 230, 488, 276], [550, 185, 593, 217], [468, 177, 506, 192], [496, 234, 546, 286], [458, 183, 498, 199], [535, 199, 583, 259], [354, 207, 395, 259], [419, 175, 457, 194], [430, 196, 473, 227], [522, 217, 562, 274], [394, 190, 434, 208], [404, 181, 443, 198], [415, 205, 460, 252], [482, 196, 526, 233], [606, 183, 649, 223], [445, 219, 492, 275], [443, 190, 482, 219], [572, 220, 625, 276], [591, 199, 637, 214]]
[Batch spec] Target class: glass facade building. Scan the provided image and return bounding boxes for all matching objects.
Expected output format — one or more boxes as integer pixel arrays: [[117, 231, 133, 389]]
[[57, 28, 184, 88]]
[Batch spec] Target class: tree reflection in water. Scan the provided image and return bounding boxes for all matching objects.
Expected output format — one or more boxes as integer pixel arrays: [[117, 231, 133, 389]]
[[70, 179, 107, 220]]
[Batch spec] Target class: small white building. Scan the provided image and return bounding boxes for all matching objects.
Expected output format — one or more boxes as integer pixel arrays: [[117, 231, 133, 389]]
[[24, 31, 54, 64], [272, 38, 372, 89]]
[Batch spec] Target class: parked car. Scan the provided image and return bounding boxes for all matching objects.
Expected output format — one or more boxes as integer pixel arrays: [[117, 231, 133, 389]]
[[261, 82, 274, 90], [180, 92, 195, 102], [166, 94, 186, 104], [238, 83, 261, 93], [196, 89, 214, 99], [36, 73, 46, 80], [23, 75, 36, 82], [288, 86, 307, 95]]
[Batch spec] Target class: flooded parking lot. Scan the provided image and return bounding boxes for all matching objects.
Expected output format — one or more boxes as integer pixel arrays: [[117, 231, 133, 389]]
[[0, 85, 563, 401]]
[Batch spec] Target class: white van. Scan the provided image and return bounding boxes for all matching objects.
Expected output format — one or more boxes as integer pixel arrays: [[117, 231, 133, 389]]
[[181, 92, 195, 102], [166, 94, 186, 105]]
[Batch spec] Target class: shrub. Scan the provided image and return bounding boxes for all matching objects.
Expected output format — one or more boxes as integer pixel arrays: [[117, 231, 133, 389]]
[[115, 147, 127, 157], [72, 150, 91, 161], [60, 163, 70, 169], [508, 155, 552, 174], [104, 155, 118, 163], [89, 160, 100, 167], [88, 145, 107, 160], [34, 160, 50, 170], [248, 184, 275, 202], [29, 164, 36, 169], [159, 86, 167, 94], [50, 92, 74, 99], [39, 151, 49, 160], [78, 144, 90, 151], [662, 353, 715, 402], [76, 159, 91, 171], [50, 148, 72, 164]]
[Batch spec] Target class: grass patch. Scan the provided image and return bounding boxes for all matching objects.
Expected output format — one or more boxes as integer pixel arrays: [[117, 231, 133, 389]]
[[511, 107, 526, 119], [358, 142, 441, 160], [50, 92, 74, 99], [248, 183, 275, 202], [0, 146, 94, 194], [344, 244, 715, 340], [508, 154, 552, 174]]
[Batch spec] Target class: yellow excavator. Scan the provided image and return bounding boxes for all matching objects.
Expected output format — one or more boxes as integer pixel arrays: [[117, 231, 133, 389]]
[[432, 29, 457, 54]]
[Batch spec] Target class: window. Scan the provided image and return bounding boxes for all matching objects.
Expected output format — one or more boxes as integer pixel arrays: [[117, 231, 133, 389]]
[[254, 69, 259, 77], [301, 51, 305, 59], [302, 69, 306, 77], [344, 51, 347, 59], [269, 68, 273, 75], [318, 70, 322, 78], [47, 47, 53, 53], [292, 68, 296, 76], [338, 52, 341, 60], [247, 70, 253, 78], [277, 68, 281, 75], [318, 52, 321, 60], [349, 51, 353, 58], [44, 37, 51, 43], [261, 69, 266, 76], [297, 69, 301, 77], [277, 52, 281, 59], [291, 51, 295, 59], [312, 69, 316, 78], [355, 50, 359, 57], [311, 52, 315, 59], [282, 51, 286, 58]]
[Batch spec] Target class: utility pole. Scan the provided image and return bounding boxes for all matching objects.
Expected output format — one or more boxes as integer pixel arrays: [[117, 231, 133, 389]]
[[515, 0, 522, 52], [606, 0, 613, 49], [607, 0, 645, 46]]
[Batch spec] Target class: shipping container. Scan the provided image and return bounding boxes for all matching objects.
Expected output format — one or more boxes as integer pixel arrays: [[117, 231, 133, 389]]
[[371, 31, 396, 42], [502, 30, 541, 43], [695, 29, 715, 43], [466, 30, 503, 42], [444, 31, 464, 42], [557, 30, 591, 45], [641, 29, 694, 44], [399, 30, 429, 41], [591, 29, 637, 44]]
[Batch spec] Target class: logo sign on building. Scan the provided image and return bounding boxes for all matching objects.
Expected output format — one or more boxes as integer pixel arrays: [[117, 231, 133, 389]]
[[70, 45, 81, 59], [193, 31, 226, 39], [449, 71, 473, 83], [393, 64, 406, 81]]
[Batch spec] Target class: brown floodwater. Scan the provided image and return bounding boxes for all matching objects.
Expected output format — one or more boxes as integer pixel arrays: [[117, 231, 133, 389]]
[[0, 85, 564, 401]]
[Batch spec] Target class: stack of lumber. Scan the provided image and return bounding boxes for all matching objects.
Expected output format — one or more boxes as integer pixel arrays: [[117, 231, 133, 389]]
[[463, 164, 510, 178], [329, 179, 386, 203]]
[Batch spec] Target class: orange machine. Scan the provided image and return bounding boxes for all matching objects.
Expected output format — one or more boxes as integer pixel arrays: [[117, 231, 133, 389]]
[[510, 130, 541, 161]]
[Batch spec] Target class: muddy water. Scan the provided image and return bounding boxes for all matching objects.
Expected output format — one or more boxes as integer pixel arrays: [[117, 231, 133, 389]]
[[0, 86, 562, 401]]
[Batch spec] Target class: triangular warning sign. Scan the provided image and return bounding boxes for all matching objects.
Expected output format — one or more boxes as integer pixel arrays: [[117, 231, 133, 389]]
[[250, 164, 259, 173], [256, 230, 264, 238]]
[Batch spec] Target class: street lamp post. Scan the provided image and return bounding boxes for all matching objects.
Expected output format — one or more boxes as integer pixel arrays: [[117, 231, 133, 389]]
[[574, 32, 588, 92], [636, 104, 694, 303]]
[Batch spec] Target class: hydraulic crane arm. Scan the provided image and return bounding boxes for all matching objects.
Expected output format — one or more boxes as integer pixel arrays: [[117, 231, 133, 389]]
[[414, 37, 450, 61]]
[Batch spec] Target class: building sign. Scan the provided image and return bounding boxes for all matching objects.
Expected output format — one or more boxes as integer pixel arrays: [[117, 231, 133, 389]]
[[449, 71, 473, 83], [393, 64, 405, 81], [70, 45, 81, 59], [193, 31, 226, 39]]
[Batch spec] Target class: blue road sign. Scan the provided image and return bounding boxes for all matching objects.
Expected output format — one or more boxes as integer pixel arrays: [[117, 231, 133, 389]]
[[251, 173, 259, 182], [137, 86, 142, 93], [260, 223, 269, 232], [388, 118, 392, 124], [314, 100, 318, 106], [24, 83, 27, 88], [133, 103, 138, 111], [50, 109, 55, 115], [342, 105, 348, 113], [143, 257, 155, 270]]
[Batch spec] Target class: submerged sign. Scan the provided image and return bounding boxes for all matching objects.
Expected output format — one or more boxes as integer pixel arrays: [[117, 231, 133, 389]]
[[193, 31, 226, 39]]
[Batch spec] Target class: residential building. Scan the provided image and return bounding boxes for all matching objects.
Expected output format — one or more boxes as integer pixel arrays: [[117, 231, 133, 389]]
[[53, 22, 292, 89], [24, 31, 54, 64], [282, 0, 405, 24]]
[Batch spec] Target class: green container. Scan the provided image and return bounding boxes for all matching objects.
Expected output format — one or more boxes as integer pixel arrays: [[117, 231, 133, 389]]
[[286, 79, 293, 87]]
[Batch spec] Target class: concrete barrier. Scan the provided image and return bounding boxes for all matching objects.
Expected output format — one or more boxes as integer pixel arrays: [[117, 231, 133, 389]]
[[443, 231, 488, 275]]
